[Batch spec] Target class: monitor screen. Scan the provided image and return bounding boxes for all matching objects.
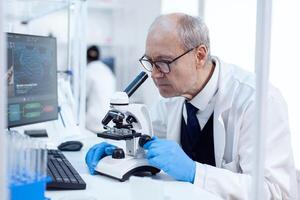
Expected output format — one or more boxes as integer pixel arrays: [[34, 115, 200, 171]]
[[6, 33, 58, 128]]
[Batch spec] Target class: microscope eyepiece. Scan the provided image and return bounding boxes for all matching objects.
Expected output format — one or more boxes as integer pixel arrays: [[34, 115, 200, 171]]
[[123, 71, 148, 97]]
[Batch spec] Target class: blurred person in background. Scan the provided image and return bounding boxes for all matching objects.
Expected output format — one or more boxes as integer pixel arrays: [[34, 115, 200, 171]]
[[86, 45, 116, 133]]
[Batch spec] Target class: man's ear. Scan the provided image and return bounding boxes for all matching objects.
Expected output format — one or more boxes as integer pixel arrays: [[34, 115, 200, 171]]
[[195, 45, 208, 69]]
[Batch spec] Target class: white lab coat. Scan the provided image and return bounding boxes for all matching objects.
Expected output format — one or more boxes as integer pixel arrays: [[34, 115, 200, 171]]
[[86, 61, 116, 133], [150, 57, 297, 199]]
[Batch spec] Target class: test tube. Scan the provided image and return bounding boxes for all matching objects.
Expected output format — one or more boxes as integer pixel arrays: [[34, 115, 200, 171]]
[[9, 131, 25, 184], [36, 141, 41, 181], [14, 132, 23, 184], [7, 131, 14, 185], [39, 142, 47, 181], [28, 137, 36, 183], [7, 131, 48, 185], [11, 131, 20, 184], [20, 134, 30, 184]]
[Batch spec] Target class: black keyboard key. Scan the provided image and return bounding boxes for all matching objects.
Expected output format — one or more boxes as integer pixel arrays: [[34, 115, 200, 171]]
[[46, 149, 86, 190], [58, 159, 77, 183], [52, 158, 70, 183], [48, 160, 63, 183]]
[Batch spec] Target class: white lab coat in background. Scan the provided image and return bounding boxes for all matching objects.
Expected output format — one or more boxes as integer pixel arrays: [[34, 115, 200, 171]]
[[86, 61, 116, 133], [150, 57, 297, 199]]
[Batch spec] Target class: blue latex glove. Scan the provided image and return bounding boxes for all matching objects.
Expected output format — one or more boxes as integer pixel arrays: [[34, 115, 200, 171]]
[[85, 142, 116, 174], [143, 136, 196, 183]]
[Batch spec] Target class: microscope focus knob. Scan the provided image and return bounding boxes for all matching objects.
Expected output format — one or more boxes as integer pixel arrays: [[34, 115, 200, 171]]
[[139, 135, 152, 147], [112, 148, 125, 159]]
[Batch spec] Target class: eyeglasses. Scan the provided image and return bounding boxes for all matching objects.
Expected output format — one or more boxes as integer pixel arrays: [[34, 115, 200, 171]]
[[139, 47, 196, 74]]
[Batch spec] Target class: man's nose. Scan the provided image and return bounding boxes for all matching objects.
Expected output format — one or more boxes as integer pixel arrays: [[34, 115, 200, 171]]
[[151, 65, 164, 79]]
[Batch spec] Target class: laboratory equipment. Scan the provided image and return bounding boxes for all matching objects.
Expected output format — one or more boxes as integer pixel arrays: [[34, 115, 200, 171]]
[[96, 71, 160, 181], [46, 149, 86, 190], [6, 33, 58, 128], [7, 130, 48, 200]]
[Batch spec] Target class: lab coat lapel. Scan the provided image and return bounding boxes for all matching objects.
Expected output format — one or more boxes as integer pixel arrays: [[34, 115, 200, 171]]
[[166, 97, 185, 143], [213, 58, 235, 167]]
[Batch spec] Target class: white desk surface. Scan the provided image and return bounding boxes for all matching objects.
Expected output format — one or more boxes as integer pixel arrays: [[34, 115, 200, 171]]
[[44, 131, 222, 200]]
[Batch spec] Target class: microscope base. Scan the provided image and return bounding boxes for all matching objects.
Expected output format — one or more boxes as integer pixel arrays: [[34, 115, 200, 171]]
[[95, 156, 160, 182]]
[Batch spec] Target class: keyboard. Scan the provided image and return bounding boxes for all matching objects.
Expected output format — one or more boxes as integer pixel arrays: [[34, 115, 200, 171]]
[[47, 149, 86, 190]]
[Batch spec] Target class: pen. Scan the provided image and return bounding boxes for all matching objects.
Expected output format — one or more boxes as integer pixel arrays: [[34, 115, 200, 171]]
[[58, 106, 66, 128]]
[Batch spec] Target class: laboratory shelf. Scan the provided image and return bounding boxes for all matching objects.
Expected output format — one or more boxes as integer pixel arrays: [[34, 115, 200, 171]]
[[6, 0, 75, 24]]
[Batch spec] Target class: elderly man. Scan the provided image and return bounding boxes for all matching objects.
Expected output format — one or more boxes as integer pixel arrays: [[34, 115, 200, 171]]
[[86, 13, 297, 199]]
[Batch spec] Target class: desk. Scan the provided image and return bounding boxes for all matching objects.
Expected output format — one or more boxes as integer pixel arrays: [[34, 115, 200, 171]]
[[45, 133, 222, 200]]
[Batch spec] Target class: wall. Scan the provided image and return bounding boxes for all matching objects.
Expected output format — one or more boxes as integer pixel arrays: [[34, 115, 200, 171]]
[[269, 0, 300, 168], [113, 0, 161, 107]]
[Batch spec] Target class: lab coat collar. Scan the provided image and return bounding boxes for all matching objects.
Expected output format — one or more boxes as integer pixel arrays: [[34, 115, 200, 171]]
[[213, 56, 235, 113], [189, 58, 220, 111]]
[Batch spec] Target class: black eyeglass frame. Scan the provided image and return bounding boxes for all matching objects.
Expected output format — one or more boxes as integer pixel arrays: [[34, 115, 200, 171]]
[[139, 46, 197, 74]]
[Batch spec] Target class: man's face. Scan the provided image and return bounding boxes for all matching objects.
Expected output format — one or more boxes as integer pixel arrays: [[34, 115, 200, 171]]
[[145, 30, 200, 98]]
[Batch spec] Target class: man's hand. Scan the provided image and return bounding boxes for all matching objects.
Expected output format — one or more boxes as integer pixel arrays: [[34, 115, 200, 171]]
[[85, 142, 116, 174], [143, 136, 196, 183]]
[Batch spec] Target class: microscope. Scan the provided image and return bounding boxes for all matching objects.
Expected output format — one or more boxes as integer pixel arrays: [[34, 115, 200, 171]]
[[95, 72, 160, 181]]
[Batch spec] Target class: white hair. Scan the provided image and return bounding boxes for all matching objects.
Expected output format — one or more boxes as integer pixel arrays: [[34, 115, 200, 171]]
[[149, 13, 211, 59], [177, 15, 211, 59]]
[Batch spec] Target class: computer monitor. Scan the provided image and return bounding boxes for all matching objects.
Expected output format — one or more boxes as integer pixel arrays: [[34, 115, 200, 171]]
[[6, 33, 58, 128]]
